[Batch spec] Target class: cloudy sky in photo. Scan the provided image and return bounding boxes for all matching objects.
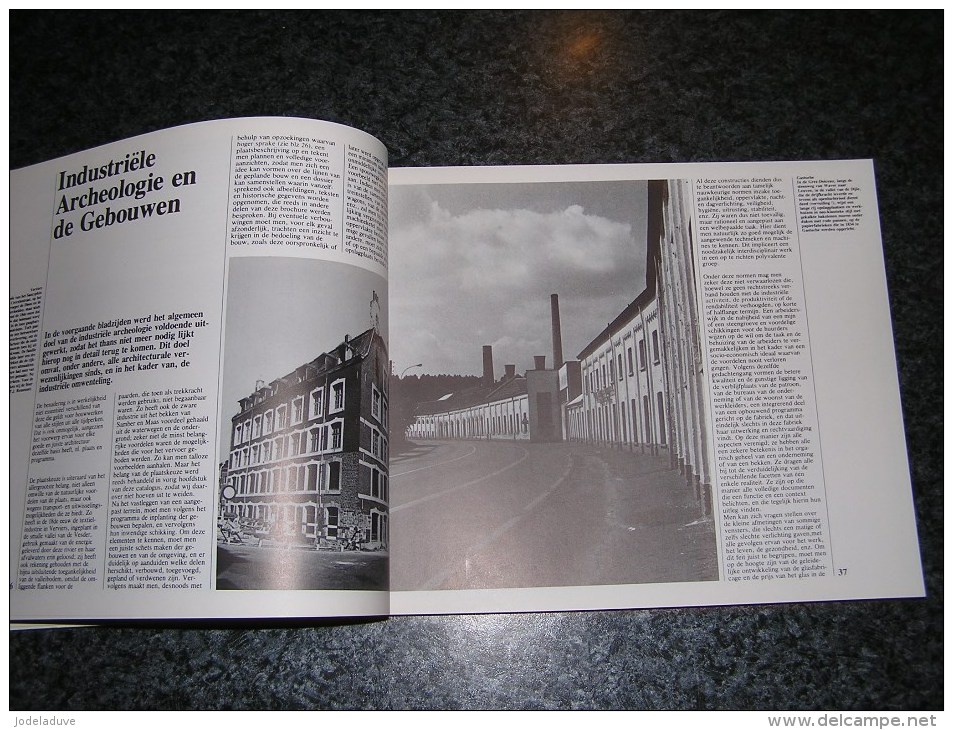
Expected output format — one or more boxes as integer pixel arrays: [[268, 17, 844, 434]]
[[389, 180, 649, 377]]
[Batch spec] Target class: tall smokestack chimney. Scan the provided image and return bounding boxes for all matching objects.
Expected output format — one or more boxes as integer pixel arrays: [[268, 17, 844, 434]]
[[482, 345, 494, 387], [551, 293, 564, 370], [534, 355, 546, 370]]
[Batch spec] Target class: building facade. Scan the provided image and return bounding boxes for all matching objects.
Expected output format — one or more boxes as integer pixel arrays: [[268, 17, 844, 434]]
[[569, 180, 711, 509], [406, 367, 532, 442], [403, 180, 711, 511], [406, 300, 571, 444], [222, 326, 390, 548]]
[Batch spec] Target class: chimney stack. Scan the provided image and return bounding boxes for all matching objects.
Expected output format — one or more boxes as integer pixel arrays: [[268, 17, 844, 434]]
[[534, 355, 546, 370], [505, 364, 516, 380], [482, 345, 495, 387], [551, 293, 564, 371]]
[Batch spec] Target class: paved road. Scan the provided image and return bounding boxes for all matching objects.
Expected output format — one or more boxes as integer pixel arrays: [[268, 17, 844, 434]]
[[216, 544, 388, 591], [390, 439, 718, 592]]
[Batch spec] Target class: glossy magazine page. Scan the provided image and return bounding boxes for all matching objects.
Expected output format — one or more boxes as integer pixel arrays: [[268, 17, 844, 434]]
[[386, 161, 922, 615], [11, 117, 391, 621]]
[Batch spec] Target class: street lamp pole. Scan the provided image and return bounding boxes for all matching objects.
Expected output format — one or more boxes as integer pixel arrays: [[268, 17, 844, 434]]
[[400, 363, 423, 378], [397, 364, 423, 440]]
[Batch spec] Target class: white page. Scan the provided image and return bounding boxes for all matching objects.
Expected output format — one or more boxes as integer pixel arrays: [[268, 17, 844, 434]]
[[387, 160, 923, 615]]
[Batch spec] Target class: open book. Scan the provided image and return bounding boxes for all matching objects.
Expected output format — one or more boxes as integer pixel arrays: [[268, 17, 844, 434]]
[[10, 117, 924, 622]]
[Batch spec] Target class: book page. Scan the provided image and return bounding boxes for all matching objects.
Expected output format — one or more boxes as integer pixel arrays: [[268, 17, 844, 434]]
[[386, 161, 922, 615], [10, 118, 390, 621]]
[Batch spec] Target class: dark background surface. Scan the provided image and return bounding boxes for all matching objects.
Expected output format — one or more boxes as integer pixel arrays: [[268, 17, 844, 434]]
[[9, 11, 942, 710]]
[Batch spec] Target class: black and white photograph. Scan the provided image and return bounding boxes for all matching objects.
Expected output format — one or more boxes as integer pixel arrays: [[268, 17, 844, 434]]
[[388, 178, 718, 592], [215, 257, 390, 591]]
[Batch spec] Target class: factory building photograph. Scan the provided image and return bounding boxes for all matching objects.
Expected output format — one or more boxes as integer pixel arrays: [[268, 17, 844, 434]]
[[568, 180, 712, 510], [404, 341, 558, 443], [216, 258, 389, 592], [389, 176, 717, 592]]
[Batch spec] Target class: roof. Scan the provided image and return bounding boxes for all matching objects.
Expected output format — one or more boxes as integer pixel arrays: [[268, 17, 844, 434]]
[[238, 326, 385, 412], [576, 179, 666, 361], [415, 376, 528, 416]]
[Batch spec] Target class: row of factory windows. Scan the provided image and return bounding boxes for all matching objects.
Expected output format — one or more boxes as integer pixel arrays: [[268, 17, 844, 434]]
[[368, 425, 389, 462], [230, 419, 344, 469], [371, 384, 388, 429], [585, 330, 660, 394], [436, 411, 529, 438], [227, 461, 388, 505], [412, 397, 529, 438], [232, 379, 347, 447], [229, 460, 342, 496], [572, 391, 668, 447]]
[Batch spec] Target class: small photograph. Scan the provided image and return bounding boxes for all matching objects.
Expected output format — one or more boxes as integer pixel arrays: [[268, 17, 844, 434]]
[[389, 178, 717, 592], [215, 257, 389, 591]]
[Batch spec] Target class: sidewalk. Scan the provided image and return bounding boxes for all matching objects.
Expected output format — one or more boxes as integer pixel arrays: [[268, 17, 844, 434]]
[[216, 542, 388, 591], [578, 443, 718, 584]]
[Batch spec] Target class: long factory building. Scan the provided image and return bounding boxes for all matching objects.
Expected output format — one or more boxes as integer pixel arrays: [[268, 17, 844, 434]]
[[406, 180, 712, 509]]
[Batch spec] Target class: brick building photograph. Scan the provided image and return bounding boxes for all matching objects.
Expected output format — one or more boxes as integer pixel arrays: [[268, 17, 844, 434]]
[[215, 257, 389, 591]]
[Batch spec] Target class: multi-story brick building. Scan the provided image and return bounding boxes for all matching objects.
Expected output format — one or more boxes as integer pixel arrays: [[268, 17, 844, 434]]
[[222, 325, 389, 549]]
